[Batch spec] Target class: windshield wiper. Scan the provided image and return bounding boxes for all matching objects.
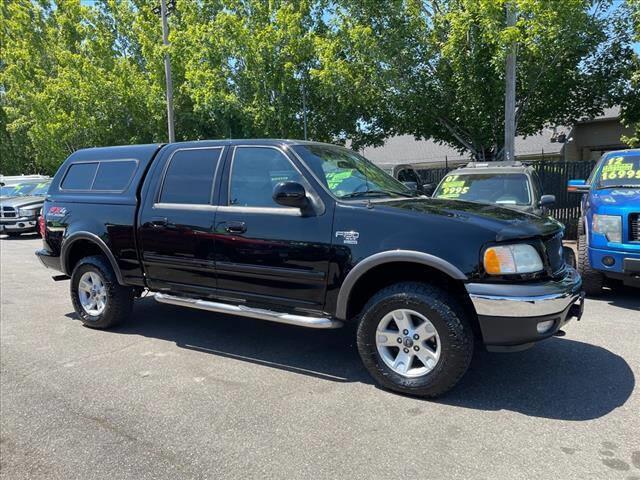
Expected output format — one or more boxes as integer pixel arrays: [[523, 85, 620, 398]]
[[341, 189, 415, 199], [597, 184, 640, 189]]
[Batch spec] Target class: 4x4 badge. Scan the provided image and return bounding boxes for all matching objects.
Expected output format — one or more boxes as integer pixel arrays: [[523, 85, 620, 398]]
[[336, 231, 359, 245]]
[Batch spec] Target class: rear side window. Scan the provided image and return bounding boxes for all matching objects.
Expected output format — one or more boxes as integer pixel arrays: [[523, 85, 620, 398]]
[[92, 160, 137, 191], [159, 148, 222, 204], [61, 163, 98, 190]]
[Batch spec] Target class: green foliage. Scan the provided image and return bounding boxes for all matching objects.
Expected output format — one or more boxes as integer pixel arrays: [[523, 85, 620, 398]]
[[0, 0, 637, 174], [334, 0, 637, 158], [621, 0, 640, 147]]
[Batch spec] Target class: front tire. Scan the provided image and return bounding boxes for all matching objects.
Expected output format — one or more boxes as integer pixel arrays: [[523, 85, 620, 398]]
[[70, 255, 133, 329], [356, 282, 474, 398], [577, 218, 604, 296]]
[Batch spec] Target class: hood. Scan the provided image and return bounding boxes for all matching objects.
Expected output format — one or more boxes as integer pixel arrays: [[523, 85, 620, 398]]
[[0, 195, 46, 209], [589, 188, 640, 209], [373, 197, 562, 241]]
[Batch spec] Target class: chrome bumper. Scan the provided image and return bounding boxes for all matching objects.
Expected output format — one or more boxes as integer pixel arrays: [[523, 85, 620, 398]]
[[466, 267, 583, 318], [0, 217, 37, 232]]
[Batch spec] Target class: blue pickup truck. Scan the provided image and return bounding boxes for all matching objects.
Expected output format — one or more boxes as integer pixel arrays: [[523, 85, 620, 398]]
[[568, 149, 640, 294]]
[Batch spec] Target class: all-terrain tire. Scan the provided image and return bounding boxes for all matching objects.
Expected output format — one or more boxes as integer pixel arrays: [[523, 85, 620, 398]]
[[577, 217, 604, 296], [70, 255, 134, 329], [356, 282, 474, 398]]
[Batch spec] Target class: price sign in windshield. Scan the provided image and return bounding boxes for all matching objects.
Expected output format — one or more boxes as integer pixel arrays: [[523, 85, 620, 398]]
[[599, 156, 640, 185]]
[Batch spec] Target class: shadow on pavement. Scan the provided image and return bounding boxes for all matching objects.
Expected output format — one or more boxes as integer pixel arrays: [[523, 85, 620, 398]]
[[595, 285, 639, 311], [67, 296, 634, 421], [0, 233, 40, 240]]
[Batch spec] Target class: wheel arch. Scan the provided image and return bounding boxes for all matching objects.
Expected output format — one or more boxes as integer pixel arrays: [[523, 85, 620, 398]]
[[61, 232, 125, 285], [335, 250, 468, 321]]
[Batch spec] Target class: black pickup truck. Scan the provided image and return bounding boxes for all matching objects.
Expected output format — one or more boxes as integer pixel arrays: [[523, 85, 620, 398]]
[[36, 140, 584, 397]]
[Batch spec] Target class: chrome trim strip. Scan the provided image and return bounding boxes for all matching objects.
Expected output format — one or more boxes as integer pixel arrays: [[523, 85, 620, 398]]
[[466, 267, 583, 317], [217, 205, 301, 216], [154, 293, 343, 329], [153, 203, 218, 211]]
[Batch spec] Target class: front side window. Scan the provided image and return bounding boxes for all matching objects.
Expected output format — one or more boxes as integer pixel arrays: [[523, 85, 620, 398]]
[[433, 173, 532, 206], [292, 145, 414, 199], [159, 148, 221, 204], [229, 147, 302, 207]]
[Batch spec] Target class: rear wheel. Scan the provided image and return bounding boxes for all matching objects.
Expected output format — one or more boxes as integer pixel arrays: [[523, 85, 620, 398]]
[[70, 255, 133, 329], [356, 282, 474, 398], [577, 218, 604, 295]]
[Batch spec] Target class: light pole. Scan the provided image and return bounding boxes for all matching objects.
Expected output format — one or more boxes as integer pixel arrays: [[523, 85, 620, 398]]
[[154, 0, 176, 143], [503, 2, 517, 162]]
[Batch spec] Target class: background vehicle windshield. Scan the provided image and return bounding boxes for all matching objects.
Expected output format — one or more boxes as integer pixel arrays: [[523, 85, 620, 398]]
[[29, 182, 51, 196], [596, 155, 640, 188], [292, 145, 414, 198], [0, 183, 39, 197], [434, 173, 531, 206]]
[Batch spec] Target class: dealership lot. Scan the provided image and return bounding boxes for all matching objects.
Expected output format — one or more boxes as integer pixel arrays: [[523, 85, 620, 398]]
[[1, 235, 639, 480]]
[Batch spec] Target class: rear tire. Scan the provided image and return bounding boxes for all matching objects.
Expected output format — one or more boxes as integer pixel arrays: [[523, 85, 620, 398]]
[[70, 255, 133, 329], [577, 218, 604, 296], [356, 282, 474, 398]]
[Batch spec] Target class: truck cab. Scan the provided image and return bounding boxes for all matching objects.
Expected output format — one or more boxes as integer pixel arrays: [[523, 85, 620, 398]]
[[568, 149, 640, 294]]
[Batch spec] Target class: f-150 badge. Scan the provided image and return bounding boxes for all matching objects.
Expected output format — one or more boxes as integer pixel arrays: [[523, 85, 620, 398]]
[[336, 231, 359, 244]]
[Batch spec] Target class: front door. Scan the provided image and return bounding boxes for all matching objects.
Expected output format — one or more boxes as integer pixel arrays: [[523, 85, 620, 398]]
[[214, 145, 333, 312], [138, 146, 224, 294]]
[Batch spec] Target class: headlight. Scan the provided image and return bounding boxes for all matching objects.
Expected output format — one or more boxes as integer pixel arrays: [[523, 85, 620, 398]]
[[484, 244, 544, 275], [592, 214, 621, 243], [18, 208, 38, 217]]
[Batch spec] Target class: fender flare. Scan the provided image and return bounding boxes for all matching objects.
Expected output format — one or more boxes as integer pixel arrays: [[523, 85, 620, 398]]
[[61, 231, 125, 285], [335, 250, 468, 320]]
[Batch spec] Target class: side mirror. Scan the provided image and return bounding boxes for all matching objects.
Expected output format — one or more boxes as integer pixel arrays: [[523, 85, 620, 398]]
[[539, 194, 556, 208], [402, 181, 418, 191], [421, 183, 435, 196], [273, 181, 309, 209], [567, 179, 589, 194]]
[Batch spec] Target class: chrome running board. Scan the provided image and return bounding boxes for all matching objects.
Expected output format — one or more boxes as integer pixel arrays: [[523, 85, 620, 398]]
[[154, 293, 343, 329]]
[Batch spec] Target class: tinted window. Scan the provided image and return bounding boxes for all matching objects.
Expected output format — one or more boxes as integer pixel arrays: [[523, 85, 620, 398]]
[[61, 163, 98, 190], [159, 149, 221, 204], [92, 160, 136, 191], [229, 147, 302, 207]]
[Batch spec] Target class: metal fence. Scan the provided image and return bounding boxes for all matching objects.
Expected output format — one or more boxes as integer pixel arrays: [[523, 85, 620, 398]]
[[411, 161, 597, 240]]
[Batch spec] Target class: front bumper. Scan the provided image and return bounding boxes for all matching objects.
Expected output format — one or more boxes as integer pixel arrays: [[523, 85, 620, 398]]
[[0, 217, 37, 233], [466, 267, 584, 351], [588, 246, 640, 286]]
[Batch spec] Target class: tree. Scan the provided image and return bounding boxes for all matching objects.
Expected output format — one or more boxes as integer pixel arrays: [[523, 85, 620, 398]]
[[621, 0, 640, 147], [332, 0, 637, 159]]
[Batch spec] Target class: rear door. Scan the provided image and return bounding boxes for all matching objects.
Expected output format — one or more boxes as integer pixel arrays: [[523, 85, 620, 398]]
[[138, 145, 224, 294]]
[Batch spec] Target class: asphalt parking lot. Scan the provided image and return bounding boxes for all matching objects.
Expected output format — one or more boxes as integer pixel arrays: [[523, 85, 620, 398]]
[[1, 235, 639, 480]]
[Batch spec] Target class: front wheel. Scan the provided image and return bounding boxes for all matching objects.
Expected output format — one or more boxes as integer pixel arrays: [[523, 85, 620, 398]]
[[577, 218, 604, 296], [70, 255, 134, 329], [356, 282, 474, 398]]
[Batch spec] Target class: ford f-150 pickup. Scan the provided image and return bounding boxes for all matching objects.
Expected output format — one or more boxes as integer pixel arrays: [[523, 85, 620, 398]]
[[36, 140, 584, 397]]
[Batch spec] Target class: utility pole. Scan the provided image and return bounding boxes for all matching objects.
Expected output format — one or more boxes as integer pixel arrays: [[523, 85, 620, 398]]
[[155, 0, 175, 143], [503, 2, 517, 162]]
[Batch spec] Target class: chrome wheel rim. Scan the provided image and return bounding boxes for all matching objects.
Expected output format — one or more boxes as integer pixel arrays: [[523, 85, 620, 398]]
[[78, 271, 107, 316], [375, 308, 441, 378]]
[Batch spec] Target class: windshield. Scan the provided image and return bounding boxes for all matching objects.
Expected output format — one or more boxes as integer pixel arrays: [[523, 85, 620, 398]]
[[0, 183, 39, 197], [434, 173, 532, 206], [292, 145, 414, 199], [29, 182, 51, 196], [596, 154, 640, 188]]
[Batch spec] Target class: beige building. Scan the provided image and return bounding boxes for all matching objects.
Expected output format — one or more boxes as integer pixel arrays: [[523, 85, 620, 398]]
[[361, 107, 634, 169]]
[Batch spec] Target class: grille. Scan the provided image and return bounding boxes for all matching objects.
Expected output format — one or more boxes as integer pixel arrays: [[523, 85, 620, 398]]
[[544, 233, 565, 274], [631, 214, 639, 242], [0, 207, 17, 219]]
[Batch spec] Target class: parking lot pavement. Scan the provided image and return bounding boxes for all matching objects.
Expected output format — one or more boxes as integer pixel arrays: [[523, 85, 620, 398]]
[[1, 236, 639, 480]]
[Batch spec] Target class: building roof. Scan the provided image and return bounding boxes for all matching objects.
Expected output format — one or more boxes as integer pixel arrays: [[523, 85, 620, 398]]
[[359, 107, 623, 166]]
